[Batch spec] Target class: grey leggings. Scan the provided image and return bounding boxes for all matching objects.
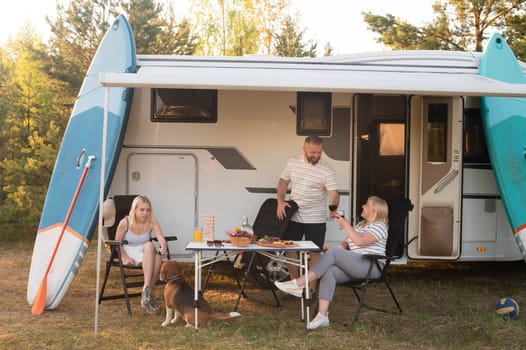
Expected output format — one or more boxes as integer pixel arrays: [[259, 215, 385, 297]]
[[311, 248, 381, 302]]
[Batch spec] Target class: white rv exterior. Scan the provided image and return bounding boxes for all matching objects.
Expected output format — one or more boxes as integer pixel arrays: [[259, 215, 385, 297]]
[[100, 51, 526, 262]]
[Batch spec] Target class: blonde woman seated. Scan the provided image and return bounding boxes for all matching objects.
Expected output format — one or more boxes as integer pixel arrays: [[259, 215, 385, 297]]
[[115, 195, 168, 314], [275, 196, 389, 330]]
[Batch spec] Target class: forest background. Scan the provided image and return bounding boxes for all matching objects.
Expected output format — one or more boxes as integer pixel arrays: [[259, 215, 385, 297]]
[[1, 0, 526, 241]]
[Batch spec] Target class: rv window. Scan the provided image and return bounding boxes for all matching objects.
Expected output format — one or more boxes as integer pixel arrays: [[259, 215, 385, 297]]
[[426, 103, 448, 163], [463, 108, 490, 164], [379, 122, 405, 156], [151, 89, 217, 122], [296, 92, 331, 136]]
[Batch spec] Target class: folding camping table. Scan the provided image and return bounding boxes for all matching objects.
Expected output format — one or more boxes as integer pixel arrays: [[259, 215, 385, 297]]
[[185, 240, 320, 329]]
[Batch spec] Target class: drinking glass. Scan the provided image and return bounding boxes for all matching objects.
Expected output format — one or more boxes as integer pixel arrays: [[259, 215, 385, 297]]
[[193, 228, 203, 242], [336, 210, 345, 229]]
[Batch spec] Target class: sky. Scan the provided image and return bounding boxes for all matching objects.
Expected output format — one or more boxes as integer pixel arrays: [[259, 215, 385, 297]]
[[0, 0, 437, 55]]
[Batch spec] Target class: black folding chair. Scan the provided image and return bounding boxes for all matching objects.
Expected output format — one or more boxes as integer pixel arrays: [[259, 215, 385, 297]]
[[98, 195, 178, 315], [239, 198, 298, 289], [343, 198, 413, 322]]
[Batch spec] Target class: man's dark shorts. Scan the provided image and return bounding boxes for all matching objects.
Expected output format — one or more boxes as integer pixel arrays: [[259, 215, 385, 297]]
[[282, 221, 326, 249]]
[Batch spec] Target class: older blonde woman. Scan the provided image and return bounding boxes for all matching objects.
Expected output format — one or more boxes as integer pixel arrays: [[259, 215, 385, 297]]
[[275, 196, 389, 330], [115, 195, 167, 314]]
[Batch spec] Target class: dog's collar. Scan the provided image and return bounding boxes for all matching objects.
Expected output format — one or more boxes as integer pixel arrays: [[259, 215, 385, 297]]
[[165, 274, 184, 283]]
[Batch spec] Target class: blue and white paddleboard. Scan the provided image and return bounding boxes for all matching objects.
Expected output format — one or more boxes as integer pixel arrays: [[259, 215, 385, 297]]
[[479, 33, 526, 261], [27, 15, 136, 309]]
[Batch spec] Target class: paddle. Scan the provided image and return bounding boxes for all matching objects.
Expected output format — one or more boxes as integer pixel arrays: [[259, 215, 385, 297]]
[[31, 155, 96, 315]]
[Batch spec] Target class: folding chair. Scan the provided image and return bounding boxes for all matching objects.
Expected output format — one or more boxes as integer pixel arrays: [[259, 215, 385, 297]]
[[240, 198, 298, 289], [98, 195, 178, 315], [343, 197, 413, 323], [230, 198, 298, 309]]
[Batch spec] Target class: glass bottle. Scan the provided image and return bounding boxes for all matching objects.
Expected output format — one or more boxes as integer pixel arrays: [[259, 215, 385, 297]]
[[241, 215, 253, 234]]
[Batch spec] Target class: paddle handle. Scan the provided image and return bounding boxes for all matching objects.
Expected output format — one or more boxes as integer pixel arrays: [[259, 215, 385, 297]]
[[31, 156, 96, 314]]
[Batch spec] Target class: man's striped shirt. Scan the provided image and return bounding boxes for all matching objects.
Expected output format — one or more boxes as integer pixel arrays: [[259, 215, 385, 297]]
[[280, 154, 338, 223]]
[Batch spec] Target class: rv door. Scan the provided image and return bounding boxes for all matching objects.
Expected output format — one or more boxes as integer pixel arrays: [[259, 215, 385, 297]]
[[408, 96, 462, 260], [127, 152, 197, 259]]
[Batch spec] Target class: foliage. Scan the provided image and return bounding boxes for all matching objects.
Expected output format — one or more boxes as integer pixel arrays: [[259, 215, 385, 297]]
[[273, 15, 317, 57], [125, 0, 199, 55], [363, 0, 526, 55], [45, 0, 119, 92], [189, 0, 313, 56], [45, 0, 200, 84], [0, 0, 201, 237], [0, 0, 126, 237], [190, 0, 261, 55], [255, 0, 292, 55], [322, 42, 334, 57], [502, 7, 526, 60], [0, 30, 68, 238]]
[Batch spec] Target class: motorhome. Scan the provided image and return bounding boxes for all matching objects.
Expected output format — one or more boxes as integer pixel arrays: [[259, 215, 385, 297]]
[[100, 50, 526, 263]]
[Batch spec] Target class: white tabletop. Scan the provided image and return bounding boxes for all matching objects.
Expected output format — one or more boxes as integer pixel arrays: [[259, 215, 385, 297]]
[[185, 240, 320, 252]]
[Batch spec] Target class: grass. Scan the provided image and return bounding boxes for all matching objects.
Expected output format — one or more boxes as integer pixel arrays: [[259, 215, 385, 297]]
[[1, 241, 526, 349]]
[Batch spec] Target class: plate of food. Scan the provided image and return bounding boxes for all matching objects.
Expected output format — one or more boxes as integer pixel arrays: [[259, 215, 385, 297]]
[[256, 235, 298, 248]]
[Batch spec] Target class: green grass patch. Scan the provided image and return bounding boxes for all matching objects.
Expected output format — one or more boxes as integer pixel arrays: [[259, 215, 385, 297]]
[[2, 245, 525, 349]]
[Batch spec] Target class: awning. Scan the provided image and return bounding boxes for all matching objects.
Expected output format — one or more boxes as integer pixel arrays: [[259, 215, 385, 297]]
[[98, 53, 526, 97]]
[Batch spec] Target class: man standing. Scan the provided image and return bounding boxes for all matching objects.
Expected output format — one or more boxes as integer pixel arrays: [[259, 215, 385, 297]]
[[277, 136, 339, 280]]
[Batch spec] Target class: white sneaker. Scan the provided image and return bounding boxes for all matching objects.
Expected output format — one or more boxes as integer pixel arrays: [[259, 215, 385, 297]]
[[307, 313, 330, 330], [274, 279, 303, 298]]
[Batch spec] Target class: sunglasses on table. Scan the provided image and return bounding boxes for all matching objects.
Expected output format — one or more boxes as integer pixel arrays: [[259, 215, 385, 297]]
[[206, 240, 223, 247]]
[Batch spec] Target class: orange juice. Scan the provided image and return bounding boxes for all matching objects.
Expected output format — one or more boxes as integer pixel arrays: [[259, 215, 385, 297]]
[[193, 229, 203, 242]]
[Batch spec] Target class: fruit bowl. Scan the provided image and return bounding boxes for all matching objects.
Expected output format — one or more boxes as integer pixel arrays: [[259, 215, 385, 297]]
[[230, 236, 252, 247]]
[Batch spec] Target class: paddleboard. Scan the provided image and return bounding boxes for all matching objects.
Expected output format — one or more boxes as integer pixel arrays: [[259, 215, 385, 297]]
[[479, 33, 526, 261], [27, 15, 136, 309]]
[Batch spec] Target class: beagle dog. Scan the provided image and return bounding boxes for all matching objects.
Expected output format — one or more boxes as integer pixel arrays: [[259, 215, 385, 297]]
[[160, 259, 241, 327]]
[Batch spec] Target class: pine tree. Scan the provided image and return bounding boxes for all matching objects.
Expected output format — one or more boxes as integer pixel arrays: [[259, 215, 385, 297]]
[[363, 0, 526, 54], [0, 29, 67, 238], [273, 15, 317, 57]]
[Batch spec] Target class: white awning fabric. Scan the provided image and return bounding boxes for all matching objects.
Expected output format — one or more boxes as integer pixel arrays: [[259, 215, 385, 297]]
[[98, 53, 526, 97]]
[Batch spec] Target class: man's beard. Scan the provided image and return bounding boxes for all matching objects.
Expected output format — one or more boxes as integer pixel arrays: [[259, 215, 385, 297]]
[[307, 156, 319, 165]]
